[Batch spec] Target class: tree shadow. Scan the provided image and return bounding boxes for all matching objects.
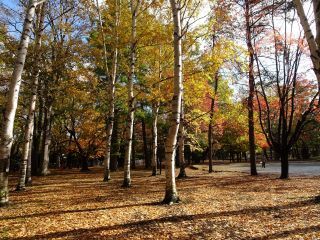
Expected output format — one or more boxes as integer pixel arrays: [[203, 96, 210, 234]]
[[248, 225, 320, 240], [9, 198, 318, 240], [0, 202, 158, 221]]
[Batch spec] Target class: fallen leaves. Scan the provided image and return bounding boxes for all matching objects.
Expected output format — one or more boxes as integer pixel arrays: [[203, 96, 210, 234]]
[[0, 167, 319, 239]]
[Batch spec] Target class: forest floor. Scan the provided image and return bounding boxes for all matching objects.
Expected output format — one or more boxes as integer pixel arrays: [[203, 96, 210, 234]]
[[1, 166, 320, 240]]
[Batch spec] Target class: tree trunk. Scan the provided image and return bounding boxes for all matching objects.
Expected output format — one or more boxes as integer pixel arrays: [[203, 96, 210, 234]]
[[26, 135, 33, 185], [142, 118, 150, 168], [280, 149, 289, 179], [110, 112, 119, 171], [178, 99, 187, 179], [17, 2, 46, 190], [96, 0, 120, 182], [293, 0, 320, 96], [123, 0, 141, 188], [245, 0, 258, 176], [208, 71, 219, 173], [163, 0, 183, 204], [0, 0, 38, 206], [131, 123, 136, 169], [151, 103, 159, 176], [32, 86, 44, 175], [81, 155, 89, 172], [40, 102, 52, 176]]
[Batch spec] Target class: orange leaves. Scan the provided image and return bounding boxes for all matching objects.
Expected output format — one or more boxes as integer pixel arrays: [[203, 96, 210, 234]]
[[2, 168, 320, 239]]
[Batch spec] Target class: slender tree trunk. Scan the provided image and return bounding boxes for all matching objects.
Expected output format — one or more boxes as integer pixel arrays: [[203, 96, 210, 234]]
[[26, 133, 33, 185], [151, 46, 162, 176], [110, 112, 119, 171], [142, 118, 150, 168], [131, 123, 136, 169], [0, 0, 39, 206], [151, 103, 159, 176], [245, 0, 258, 176], [96, 0, 120, 182], [293, 0, 320, 96], [40, 102, 52, 176], [208, 71, 219, 173], [123, 0, 141, 188], [32, 86, 44, 175], [17, 2, 46, 190], [163, 0, 183, 204], [177, 99, 187, 179]]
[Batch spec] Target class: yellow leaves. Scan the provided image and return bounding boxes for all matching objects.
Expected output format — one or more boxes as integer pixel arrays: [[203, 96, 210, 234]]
[[2, 168, 320, 239]]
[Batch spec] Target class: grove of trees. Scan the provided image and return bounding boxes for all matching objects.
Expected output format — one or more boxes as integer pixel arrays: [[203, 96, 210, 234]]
[[0, 0, 319, 206]]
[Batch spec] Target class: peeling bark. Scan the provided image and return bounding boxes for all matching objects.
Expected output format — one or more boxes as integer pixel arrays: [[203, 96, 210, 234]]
[[0, 0, 39, 206], [163, 0, 183, 204], [123, 0, 141, 188], [151, 103, 159, 176], [17, 2, 46, 190], [293, 0, 320, 98]]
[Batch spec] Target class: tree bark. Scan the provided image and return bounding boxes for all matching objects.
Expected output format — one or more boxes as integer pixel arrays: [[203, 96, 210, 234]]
[[280, 149, 289, 179], [245, 0, 258, 176], [208, 71, 219, 173], [142, 118, 150, 168], [26, 133, 33, 185], [293, 0, 320, 97], [96, 0, 120, 182], [110, 112, 119, 171], [0, 0, 39, 206], [17, 2, 46, 190], [40, 101, 52, 176], [151, 103, 159, 176], [177, 98, 187, 179], [123, 0, 141, 188], [32, 85, 44, 175], [163, 0, 183, 204], [131, 122, 136, 169]]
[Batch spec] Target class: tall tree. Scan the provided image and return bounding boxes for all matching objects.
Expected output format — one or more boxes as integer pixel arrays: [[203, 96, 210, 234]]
[[254, 1, 319, 178], [123, 0, 142, 187], [0, 0, 43, 206], [16, 1, 47, 190], [163, 0, 183, 204], [95, 0, 121, 182], [245, 0, 258, 176]]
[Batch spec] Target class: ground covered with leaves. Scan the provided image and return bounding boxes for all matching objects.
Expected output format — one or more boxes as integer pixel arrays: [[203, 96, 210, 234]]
[[1, 165, 320, 239]]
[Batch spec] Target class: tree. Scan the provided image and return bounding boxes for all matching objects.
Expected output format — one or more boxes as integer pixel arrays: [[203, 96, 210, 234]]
[[244, 0, 258, 176], [123, 0, 142, 188], [254, 2, 319, 178], [94, 0, 121, 181], [0, 0, 43, 206], [163, 0, 183, 204], [293, 0, 320, 98], [16, 2, 47, 189]]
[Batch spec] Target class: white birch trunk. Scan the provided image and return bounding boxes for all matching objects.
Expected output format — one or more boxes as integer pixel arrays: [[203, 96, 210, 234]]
[[151, 103, 159, 176], [17, 2, 46, 190], [313, 0, 320, 48], [293, 0, 320, 95], [0, 0, 39, 206], [123, 0, 141, 188], [163, 0, 183, 204], [26, 134, 33, 185], [99, 0, 120, 182]]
